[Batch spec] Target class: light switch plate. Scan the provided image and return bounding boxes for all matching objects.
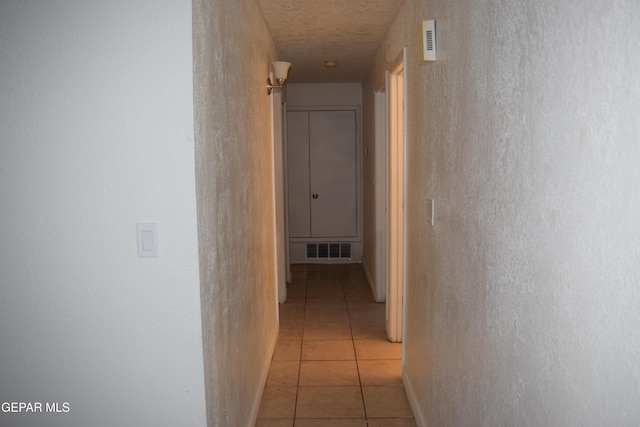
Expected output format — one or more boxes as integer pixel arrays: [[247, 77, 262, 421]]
[[137, 223, 158, 257]]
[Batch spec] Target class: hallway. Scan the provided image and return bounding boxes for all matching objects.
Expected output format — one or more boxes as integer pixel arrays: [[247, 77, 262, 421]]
[[256, 264, 415, 426]]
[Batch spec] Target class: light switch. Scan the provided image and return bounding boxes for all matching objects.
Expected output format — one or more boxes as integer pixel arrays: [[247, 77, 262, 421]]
[[427, 199, 435, 226], [142, 230, 154, 251], [137, 223, 158, 257]]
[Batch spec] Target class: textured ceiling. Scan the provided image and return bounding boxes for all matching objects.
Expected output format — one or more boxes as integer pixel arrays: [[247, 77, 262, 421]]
[[256, 0, 405, 83]]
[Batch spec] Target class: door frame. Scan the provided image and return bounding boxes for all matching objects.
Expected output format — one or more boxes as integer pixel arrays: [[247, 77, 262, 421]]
[[271, 91, 288, 303], [386, 48, 407, 343], [373, 89, 387, 302]]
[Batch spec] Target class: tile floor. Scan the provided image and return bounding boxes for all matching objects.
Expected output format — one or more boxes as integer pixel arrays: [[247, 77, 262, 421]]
[[256, 263, 416, 427]]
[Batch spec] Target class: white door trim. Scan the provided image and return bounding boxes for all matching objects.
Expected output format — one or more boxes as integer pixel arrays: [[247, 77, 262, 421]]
[[386, 48, 407, 343], [374, 90, 387, 302], [271, 91, 287, 303], [282, 102, 292, 285]]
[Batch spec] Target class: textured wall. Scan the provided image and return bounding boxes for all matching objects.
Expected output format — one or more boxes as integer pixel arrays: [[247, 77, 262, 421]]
[[367, 0, 640, 425], [192, 0, 279, 425], [0, 1, 206, 426]]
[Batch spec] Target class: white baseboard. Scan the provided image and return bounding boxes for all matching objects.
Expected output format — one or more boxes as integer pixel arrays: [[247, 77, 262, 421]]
[[362, 257, 384, 302], [248, 323, 279, 426], [362, 258, 376, 299], [403, 368, 427, 427]]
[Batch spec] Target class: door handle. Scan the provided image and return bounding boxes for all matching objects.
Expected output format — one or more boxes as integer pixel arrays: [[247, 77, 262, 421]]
[[312, 193, 319, 199]]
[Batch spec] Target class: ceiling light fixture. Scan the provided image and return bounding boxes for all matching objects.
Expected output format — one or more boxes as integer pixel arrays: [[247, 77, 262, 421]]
[[267, 61, 292, 95], [324, 60, 338, 68]]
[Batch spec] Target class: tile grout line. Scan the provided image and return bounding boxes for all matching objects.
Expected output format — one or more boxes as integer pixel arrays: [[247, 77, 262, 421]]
[[343, 269, 370, 423], [292, 266, 309, 423]]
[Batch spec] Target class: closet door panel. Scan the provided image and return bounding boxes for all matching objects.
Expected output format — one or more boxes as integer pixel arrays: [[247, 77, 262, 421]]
[[309, 110, 357, 237]]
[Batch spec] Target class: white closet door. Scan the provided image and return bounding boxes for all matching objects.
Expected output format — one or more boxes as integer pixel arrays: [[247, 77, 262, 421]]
[[309, 110, 357, 237], [287, 111, 311, 237]]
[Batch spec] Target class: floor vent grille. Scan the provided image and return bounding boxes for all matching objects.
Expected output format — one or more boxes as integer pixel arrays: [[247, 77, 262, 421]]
[[306, 243, 351, 260]]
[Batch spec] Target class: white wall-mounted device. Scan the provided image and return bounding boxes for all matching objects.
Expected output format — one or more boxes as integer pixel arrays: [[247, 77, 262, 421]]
[[421, 20, 437, 62], [137, 223, 159, 257], [427, 198, 435, 226]]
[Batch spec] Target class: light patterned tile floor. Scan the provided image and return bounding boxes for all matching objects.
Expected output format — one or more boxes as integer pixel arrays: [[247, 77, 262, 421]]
[[257, 264, 415, 427]]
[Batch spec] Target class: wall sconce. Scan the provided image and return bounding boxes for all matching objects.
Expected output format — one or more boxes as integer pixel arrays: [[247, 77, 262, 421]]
[[267, 61, 292, 95]]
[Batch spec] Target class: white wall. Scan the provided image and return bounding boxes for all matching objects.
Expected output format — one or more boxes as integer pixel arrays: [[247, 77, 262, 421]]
[[0, 1, 206, 426], [287, 83, 362, 107], [367, 0, 640, 425], [192, 0, 280, 425]]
